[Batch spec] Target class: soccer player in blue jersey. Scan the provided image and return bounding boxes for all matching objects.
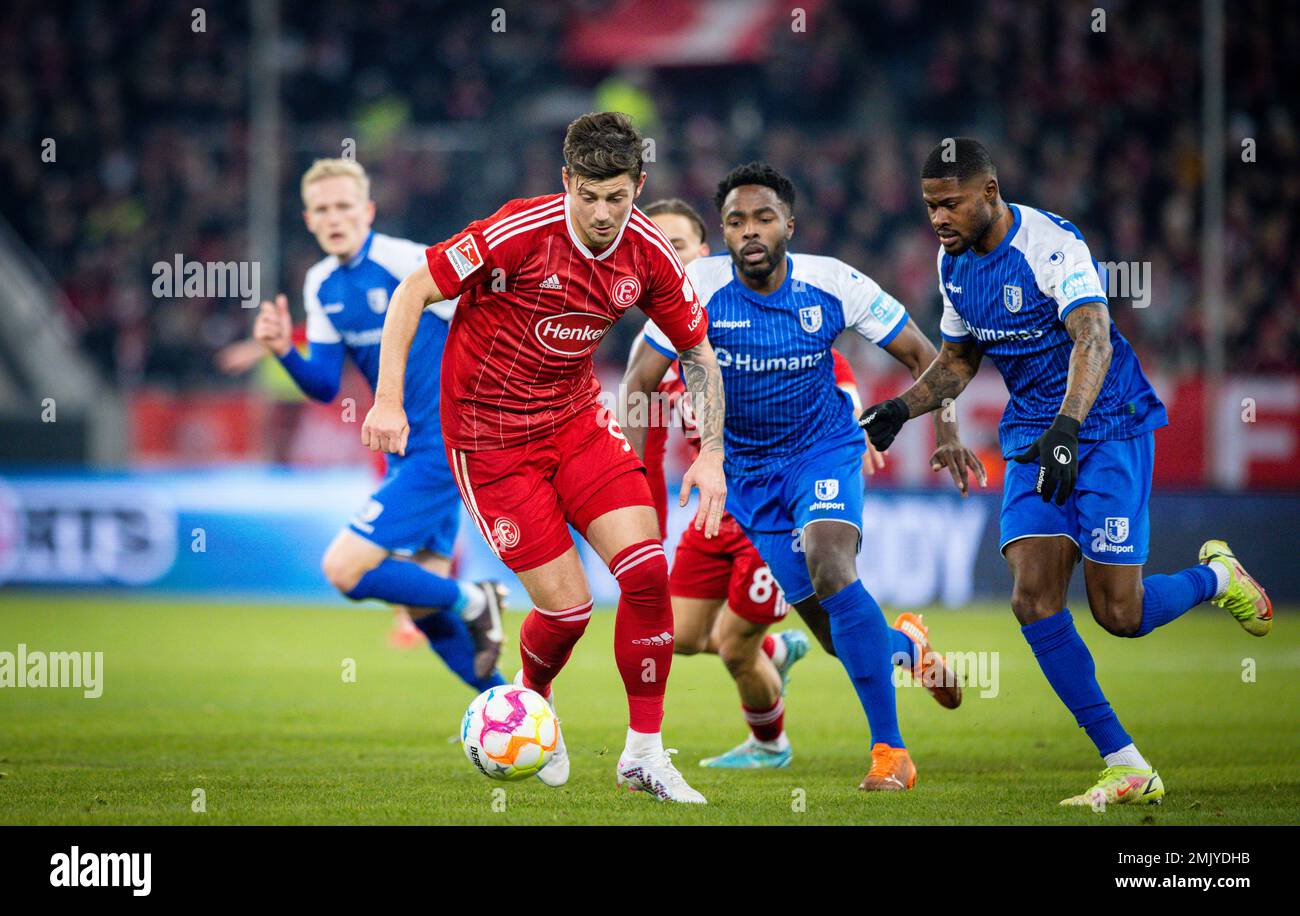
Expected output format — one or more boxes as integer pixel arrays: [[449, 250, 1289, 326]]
[[253, 158, 506, 692], [638, 163, 982, 790], [861, 138, 1273, 807]]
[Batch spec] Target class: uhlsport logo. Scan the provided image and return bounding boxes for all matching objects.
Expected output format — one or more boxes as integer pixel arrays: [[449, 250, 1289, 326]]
[[1052, 444, 1073, 464], [798, 305, 823, 333], [1092, 516, 1135, 555], [533, 312, 612, 355], [611, 275, 642, 307], [814, 478, 839, 500], [492, 516, 521, 551], [1003, 284, 1023, 313]]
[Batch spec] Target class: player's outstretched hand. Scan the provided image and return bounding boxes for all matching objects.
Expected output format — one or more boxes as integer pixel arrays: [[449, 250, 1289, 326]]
[[1012, 415, 1080, 505], [361, 399, 409, 456], [930, 440, 987, 496], [253, 293, 293, 357], [859, 397, 909, 452], [681, 450, 726, 538]]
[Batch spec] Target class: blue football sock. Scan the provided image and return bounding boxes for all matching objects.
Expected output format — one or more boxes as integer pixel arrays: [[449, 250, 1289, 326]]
[[1132, 565, 1218, 637], [411, 609, 506, 692], [821, 581, 904, 749], [889, 626, 915, 668], [345, 558, 464, 612], [1021, 609, 1131, 757]]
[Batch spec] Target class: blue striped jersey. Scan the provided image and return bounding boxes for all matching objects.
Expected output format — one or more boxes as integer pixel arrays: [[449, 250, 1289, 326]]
[[304, 230, 456, 452], [938, 204, 1166, 456], [644, 253, 907, 476]]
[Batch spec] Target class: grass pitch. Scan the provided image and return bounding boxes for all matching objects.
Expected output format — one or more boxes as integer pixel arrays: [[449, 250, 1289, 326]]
[[0, 594, 1295, 825]]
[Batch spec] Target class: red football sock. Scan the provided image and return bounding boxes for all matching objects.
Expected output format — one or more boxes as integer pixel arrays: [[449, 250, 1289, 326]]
[[761, 634, 776, 659], [743, 698, 785, 744], [609, 539, 673, 734], [518, 599, 593, 697]]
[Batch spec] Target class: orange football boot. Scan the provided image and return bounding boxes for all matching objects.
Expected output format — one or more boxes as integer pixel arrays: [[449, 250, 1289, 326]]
[[893, 612, 962, 709], [859, 743, 917, 791]]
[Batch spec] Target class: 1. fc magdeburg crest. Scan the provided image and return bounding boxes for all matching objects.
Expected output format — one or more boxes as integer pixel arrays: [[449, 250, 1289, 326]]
[[1003, 284, 1023, 313], [798, 305, 823, 333], [367, 287, 390, 313], [1105, 516, 1130, 544], [814, 478, 839, 500]]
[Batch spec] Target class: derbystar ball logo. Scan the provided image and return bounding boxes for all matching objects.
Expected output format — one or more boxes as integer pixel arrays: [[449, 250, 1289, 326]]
[[534, 312, 612, 356]]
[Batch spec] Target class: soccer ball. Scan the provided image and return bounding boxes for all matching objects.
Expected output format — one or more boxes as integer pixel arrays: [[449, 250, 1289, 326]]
[[461, 685, 558, 781]]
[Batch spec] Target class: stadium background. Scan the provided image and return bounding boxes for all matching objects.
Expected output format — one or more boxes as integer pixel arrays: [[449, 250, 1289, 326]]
[[0, 0, 1296, 607]]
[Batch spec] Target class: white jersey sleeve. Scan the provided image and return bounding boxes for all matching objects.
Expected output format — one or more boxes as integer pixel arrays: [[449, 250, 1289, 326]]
[[836, 260, 909, 346], [303, 258, 341, 345], [371, 233, 459, 321], [937, 248, 972, 341], [641, 318, 676, 359], [1018, 208, 1107, 320]]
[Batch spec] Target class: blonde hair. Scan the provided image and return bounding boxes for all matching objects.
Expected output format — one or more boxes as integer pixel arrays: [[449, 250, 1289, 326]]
[[300, 158, 370, 205]]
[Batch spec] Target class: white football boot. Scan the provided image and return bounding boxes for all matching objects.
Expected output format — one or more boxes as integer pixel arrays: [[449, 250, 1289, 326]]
[[514, 670, 569, 787], [617, 748, 708, 804]]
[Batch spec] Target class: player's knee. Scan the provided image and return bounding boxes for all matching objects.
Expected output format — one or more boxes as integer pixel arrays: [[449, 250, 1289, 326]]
[[1009, 586, 1063, 625], [717, 637, 757, 678], [1091, 595, 1142, 637], [321, 546, 369, 595], [807, 556, 856, 600], [610, 542, 670, 604], [672, 629, 709, 656]]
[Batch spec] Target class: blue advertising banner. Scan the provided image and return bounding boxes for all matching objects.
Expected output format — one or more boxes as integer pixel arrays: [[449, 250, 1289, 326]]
[[0, 470, 1295, 608]]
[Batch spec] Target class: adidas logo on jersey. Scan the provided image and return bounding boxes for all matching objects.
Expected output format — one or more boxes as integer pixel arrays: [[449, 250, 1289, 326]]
[[632, 631, 673, 647], [539, 274, 563, 290]]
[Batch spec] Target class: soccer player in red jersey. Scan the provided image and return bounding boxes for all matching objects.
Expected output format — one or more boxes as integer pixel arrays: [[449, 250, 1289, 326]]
[[362, 113, 726, 803], [624, 199, 893, 769]]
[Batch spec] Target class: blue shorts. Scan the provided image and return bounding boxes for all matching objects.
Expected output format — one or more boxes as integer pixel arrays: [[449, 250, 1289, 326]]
[[1000, 432, 1152, 565], [727, 439, 865, 604], [349, 450, 461, 557]]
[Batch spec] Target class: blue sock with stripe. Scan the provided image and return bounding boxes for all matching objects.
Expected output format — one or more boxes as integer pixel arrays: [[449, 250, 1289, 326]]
[[1021, 609, 1131, 756], [1132, 565, 1218, 637], [821, 581, 905, 749], [411, 610, 506, 692], [345, 557, 464, 611]]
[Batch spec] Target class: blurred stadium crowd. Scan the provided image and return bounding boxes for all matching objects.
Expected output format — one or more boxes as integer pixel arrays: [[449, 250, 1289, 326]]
[[3, 0, 1296, 393]]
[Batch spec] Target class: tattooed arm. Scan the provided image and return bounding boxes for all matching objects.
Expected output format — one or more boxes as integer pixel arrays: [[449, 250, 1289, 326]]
[[677, 337, 727, 538], [1058, 302, 1113, 423], [898, 337, 984, 418]]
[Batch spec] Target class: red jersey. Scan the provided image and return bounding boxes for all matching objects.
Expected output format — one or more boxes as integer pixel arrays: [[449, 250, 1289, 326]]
[[642, 343, 861, 534], [426, 193, 707, 451]]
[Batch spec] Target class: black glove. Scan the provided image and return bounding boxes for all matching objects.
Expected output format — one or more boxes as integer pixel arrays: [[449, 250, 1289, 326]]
[[858, 397, 909, 451], [1012, 414, 1080, 505]]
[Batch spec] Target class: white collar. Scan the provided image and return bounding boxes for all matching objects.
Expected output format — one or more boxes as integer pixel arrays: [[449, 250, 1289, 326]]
[[563, 193, 631, 261]]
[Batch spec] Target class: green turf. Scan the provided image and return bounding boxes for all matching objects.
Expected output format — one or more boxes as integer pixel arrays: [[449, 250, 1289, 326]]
[[0, 594, 1294, 825]]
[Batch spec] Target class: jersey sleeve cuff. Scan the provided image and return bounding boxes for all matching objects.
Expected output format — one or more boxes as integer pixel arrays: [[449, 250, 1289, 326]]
[[875, 312, 908, 348], [1058, 295, 1107, 321], [643, 333, 678, 360], [940, 330, 973, 343]]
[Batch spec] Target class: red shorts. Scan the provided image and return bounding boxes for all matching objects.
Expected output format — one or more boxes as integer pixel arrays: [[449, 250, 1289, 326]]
[[446, 405, 652, 573], [669, 513, 790, 625]]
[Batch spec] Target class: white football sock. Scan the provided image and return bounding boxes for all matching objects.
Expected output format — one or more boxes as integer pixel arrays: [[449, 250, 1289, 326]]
[[1103, 743, 1149, 771], [1208, 559, 1231, 599], [458, 582, 487, 620], [768, 634, 788, 668], [624, 728, 663, 759]]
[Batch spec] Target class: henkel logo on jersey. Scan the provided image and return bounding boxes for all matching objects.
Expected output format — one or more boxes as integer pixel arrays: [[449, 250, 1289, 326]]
[[534, 312, 613, 356]]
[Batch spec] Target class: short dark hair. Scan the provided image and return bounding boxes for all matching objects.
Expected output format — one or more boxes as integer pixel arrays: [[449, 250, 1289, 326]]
[[642, 198, 708, 245], [921, 137, 996, 183], [563, 112, 644, 182], [713, 161, 795, 215]]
